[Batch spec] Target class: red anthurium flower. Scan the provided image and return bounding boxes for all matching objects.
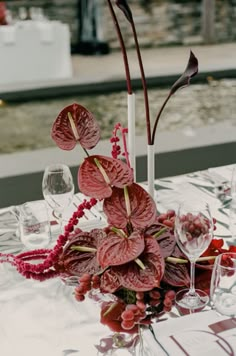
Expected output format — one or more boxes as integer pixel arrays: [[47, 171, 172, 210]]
[[97, 230, 145, 268], [78, 155, 133, 199], [103, 183, 157, 229], [58, 229, 105, 277], [112, 236, 165, 291], [51, 103, 100, 150]]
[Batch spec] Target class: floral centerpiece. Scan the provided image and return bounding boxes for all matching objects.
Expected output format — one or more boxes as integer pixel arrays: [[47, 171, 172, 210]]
[[1, 0, 236, 346]]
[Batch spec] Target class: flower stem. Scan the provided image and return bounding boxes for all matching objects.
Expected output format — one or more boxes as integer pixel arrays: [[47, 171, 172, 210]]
[[106, 0, 132, 94], [151, 91, 172, 145], [130, 21, 151, 145]]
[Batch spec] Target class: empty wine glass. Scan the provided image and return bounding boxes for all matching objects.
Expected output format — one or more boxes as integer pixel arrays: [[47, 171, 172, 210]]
[[174, 200, 213, 310], [42, 164, 74, 232], [210, 252, 236, 317]]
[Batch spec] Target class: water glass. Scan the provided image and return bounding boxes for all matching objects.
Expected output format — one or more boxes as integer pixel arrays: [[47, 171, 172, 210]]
[[210, 252, 236, 317], [19, 201, 51, 249]]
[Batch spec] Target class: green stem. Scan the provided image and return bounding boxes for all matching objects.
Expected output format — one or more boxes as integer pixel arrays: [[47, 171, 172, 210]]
[[110, 227, 127, 238], [71, 246, 97, 253], [153, 227, 168, 238]]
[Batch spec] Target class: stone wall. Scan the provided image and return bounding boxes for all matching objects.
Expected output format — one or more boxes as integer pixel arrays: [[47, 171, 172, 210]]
[[5, 0, 236, 49]]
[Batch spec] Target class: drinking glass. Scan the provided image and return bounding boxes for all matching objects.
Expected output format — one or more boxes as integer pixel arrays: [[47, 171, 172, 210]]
[[18, 200, 51, 249], [210, 252, 236, 317], [42, 164, 74, 232], [174, 200, 213, 310]]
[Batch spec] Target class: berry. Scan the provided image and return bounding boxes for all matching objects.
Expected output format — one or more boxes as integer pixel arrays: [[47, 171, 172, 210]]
[[121, 319, 135, 330], [121, 310, 134, 321]]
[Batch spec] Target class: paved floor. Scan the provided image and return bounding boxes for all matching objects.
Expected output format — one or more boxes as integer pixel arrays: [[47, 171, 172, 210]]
[[1, 42, 236, 100], [71, 42, 236, 84]]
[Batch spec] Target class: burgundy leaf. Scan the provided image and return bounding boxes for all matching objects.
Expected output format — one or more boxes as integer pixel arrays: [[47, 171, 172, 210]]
[[163, 262, 190, 287], [100, 268, 121, 293], [145, 223, 176, 258], [116, 0, 133, 23], [51, 103, 100, 150], [103, 183, 157, 229], [59, 229, 105, 277], [195, 270, 212, 295], [113, 236, 165, 291], [170, 51, 198, 95], [78, 155, 133, 199], [97, 230, 145, 268]]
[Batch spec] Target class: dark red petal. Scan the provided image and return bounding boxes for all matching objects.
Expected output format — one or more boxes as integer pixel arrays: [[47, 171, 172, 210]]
[[113, 236, 165, 291], [51, 103, 100, 150], [100, 269, 121, 293], [103, 183, 157, 229], [170, 51, 198, 95], [97, 230, 145, 268], [116, 0, 133, 23], [163, 262, 190, 287], [145, 223, 176, 258], [78, 155, 133, 199], [59, 229, 105, 277]]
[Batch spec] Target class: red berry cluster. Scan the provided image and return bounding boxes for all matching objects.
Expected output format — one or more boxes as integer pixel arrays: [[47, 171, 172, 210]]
[[179, 213, 211, 239], [74, 273, 101, 301], [157, 209, 176, 229], [145, 288, 176, 315], [121, 303, 146, 330], [110, 129, 121, 159]]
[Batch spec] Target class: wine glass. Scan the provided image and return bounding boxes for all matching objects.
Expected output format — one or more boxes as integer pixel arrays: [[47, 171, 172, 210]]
[[210, 252, 236, 317], [42, 164, 74, 232], [174, 200, 213, 310]]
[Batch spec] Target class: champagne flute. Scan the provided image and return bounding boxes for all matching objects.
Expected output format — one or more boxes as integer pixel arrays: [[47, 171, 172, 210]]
[[174, 200, 213, 310], [42, 164, 74, 232], [210, 252, 236, 317]]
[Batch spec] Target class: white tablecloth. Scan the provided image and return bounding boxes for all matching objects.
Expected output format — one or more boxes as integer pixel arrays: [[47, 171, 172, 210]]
[[0, 21, 72, 85]]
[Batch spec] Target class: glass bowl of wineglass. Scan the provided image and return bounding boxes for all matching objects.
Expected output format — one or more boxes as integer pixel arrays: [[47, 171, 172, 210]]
[[174, 200, 213, 311], [210, 252, 236, 317], [42, 163, 74, 232]]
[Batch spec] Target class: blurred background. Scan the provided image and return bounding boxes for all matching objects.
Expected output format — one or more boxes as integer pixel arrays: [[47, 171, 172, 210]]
[[0, 0, 236, 206]]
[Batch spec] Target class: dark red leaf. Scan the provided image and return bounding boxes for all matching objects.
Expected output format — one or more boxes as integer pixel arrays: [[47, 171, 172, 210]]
[[163, 262, 190, 287], [195, 270, 212, 295], [170, 51, 198, 95], [113, 236, 165, 291], [59, 229, 105, 277], [97, 230, 145, 268], [78, 155, 133, 199], [103, 183, 157, 229], [51, 103, 100, 150], [100, 268, 121, 293], [145, 223, 176, 258]]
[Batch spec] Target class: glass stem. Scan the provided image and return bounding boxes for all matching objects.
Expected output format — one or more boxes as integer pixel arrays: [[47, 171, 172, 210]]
[[57, 212, 63, 233], [189, 259, 196, 295]]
